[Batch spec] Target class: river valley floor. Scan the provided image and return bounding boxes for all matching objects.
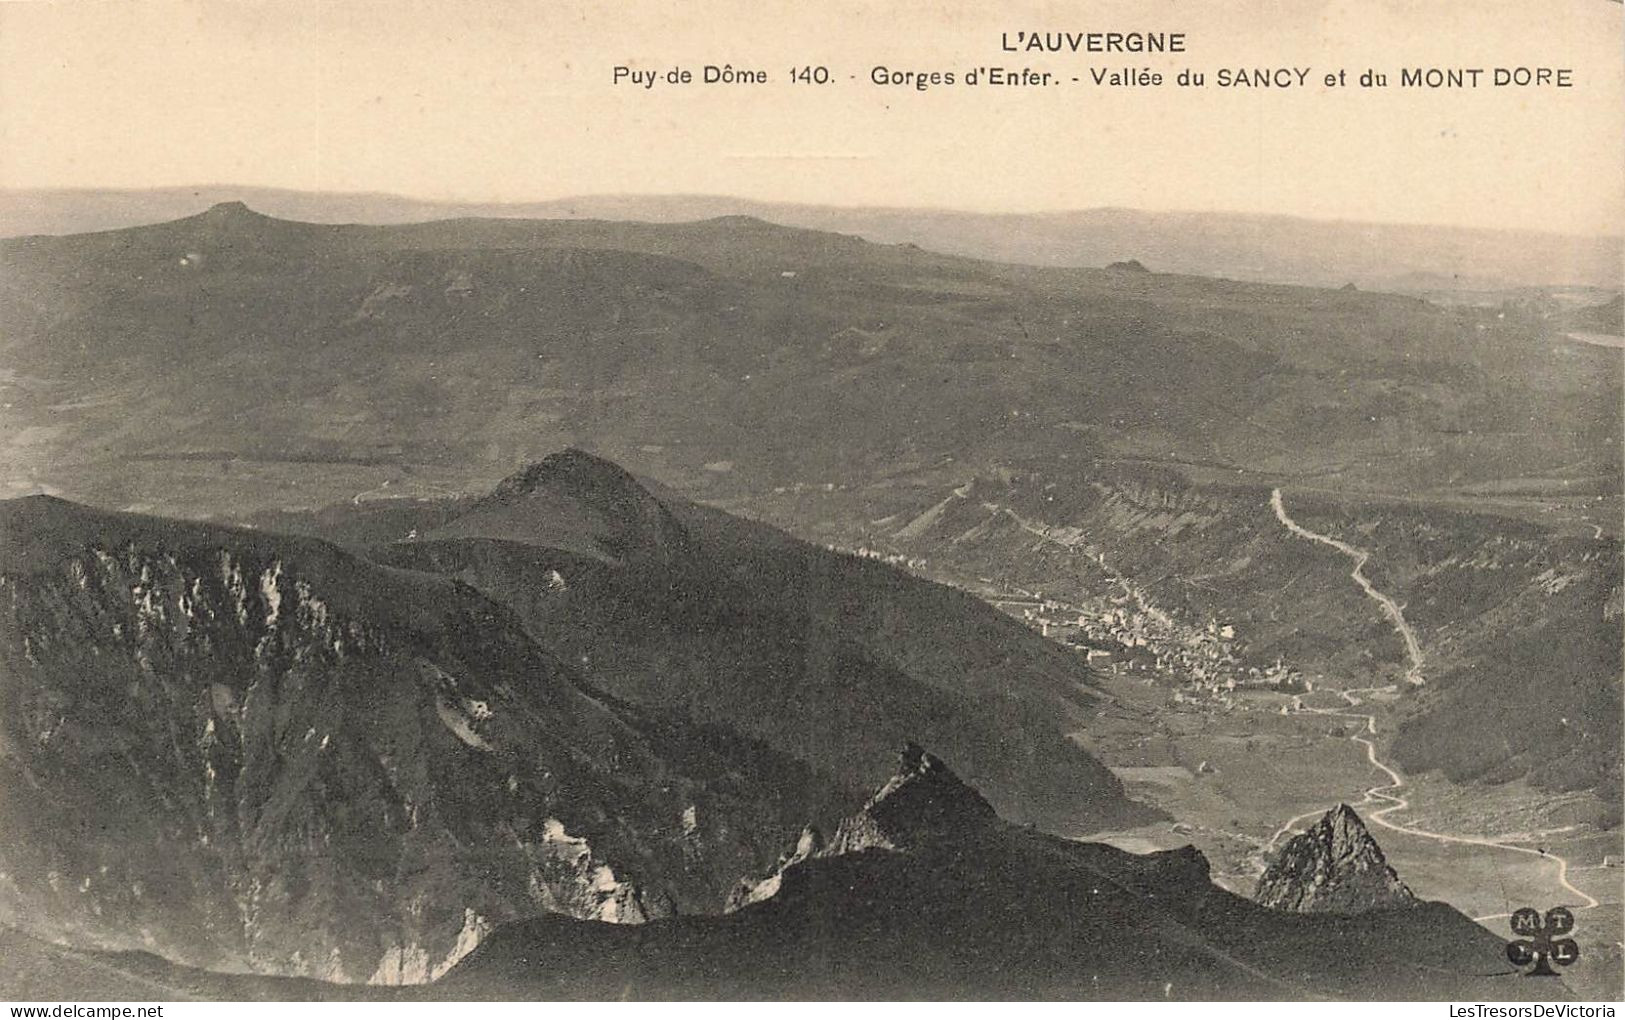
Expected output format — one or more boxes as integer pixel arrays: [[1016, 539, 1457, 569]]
[[1076, 666, 1624, 999]]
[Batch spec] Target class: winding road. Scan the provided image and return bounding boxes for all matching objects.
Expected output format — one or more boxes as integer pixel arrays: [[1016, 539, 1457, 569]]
[[1270, 685, 1599, 919], [1269, 488, 1425, 686], [1268, 489, 1599, 920]]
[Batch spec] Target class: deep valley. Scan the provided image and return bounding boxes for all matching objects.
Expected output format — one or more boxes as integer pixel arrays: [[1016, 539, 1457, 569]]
[[0, 201, 1619, 1000]]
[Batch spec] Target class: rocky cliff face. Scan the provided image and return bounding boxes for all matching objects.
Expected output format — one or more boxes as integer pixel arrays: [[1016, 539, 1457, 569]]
[[1254, 804, 1418, 913], [480, 748, 1534, 1000], [0, 727, 1548, 1001], [0, 496, 841, 983]]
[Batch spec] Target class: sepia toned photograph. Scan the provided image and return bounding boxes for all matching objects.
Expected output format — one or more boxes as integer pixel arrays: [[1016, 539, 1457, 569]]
[[0, 0, 1620, 1005]]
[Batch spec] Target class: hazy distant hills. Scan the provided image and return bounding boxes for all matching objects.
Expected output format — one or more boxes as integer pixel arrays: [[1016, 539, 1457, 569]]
[[1, 200, 1615, 518], [423, 748, 1541, 1000], [1564, 294, 1625, 334], [2, 186, 1619, 292]]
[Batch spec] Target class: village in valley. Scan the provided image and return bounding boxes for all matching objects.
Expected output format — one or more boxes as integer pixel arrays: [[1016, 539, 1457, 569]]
[[833, 541, 1310, 706], [985, 585, 1308, 702]]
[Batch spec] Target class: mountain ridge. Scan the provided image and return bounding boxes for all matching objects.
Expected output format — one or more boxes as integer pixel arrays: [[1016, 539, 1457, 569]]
[[0, 741, 1564, 1000], [1, 187, 1617, 290], [420, 746, 1557, 1000], [364, 449, 1153, 835], [0, 491, 852, 981]]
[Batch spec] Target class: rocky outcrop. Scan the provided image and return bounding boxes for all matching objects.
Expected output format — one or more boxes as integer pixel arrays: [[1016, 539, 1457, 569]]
[[824, 742, 998, 854], [455, 750, 1539, 1001], [726, 826, 824, 911], [1255, 804, 1418, 913], [729, 742, 999, 907]]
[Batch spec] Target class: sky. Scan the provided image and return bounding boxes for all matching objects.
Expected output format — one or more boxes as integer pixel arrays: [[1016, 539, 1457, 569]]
[[1, 0, 1621, 234]]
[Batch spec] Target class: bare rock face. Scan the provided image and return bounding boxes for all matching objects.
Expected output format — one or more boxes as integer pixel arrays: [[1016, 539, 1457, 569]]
[[726, 826, 824, 912], [1255, 804, 1419, 914], [0, 496, 828, 984]]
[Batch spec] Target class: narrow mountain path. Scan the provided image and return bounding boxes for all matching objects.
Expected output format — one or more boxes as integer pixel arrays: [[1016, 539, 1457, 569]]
[[1269, 488, 1425, 685]]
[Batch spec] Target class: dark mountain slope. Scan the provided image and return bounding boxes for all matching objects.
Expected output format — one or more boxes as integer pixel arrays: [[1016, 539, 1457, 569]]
[[0, 750, 1562, 1002], [1562, 294, 1623, 335], [432, 448, 693, 564], [0, 495, 849, 982], [366, 450, 1151, 834], [424, 747, 1547, 1001]]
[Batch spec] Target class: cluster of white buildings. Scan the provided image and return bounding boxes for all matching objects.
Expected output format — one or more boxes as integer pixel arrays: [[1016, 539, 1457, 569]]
[[825, 543, 929, 572], [1006, 592, 1305, 695]]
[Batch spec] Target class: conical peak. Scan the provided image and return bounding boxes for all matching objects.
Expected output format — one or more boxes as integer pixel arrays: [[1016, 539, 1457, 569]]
[[1316, 804, 1382, 856], [1254, 803, 1418, 914], [491, 448, 642, 501], [196, 200, 271, 225]]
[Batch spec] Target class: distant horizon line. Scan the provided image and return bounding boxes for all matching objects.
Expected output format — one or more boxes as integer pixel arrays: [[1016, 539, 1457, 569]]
[[4, 182, 1621, 243]]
